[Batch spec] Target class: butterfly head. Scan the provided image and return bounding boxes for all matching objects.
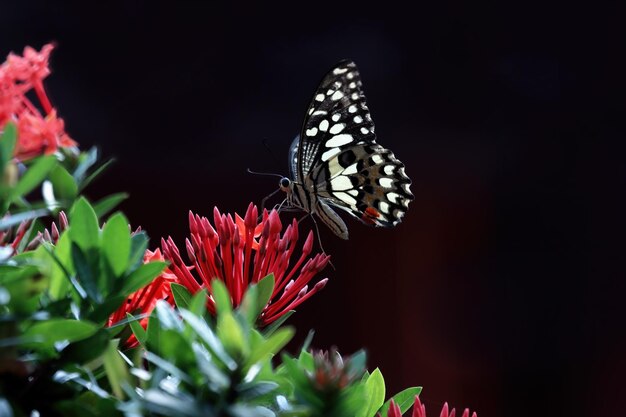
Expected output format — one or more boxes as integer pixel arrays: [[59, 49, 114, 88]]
[[279, 177, 292, 192]]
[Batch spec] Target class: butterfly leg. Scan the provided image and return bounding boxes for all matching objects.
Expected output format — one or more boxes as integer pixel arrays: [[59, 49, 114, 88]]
[[306, 214, 336, 270]]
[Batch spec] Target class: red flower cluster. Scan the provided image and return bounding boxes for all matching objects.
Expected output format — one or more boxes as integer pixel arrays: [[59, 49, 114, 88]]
[[107, 248, 177, 348], [387, 396, 477, 417], [161, 203, 330, 325], [0, 44, 76, 160]]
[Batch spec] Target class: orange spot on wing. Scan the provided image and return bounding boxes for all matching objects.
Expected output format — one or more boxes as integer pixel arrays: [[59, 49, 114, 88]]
[[362, 207, 380, 225]]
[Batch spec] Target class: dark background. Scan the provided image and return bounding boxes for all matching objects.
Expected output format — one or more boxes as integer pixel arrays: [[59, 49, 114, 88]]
[[2, 2, 624, 416]]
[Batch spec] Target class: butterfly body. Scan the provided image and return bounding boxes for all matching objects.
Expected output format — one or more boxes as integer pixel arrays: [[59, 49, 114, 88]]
[[280, 60, 413, 240]]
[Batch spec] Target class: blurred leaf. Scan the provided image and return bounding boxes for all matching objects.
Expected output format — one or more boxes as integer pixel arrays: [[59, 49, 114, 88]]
[[69, 197, 100, 250], [77, 157, 115, 192], [262, 310, 295, 337], [49, 164, 78, 201], [23, 319, 99, 348], [0, 208, 49, 231], [378, 387, 422, 417], [245, 327, 294, 371], [236, 381, 279, 401], [155, 300, 183, 331], [128, 231, 148, 272], [71, 243, 101, 302], [60, 328, 110, 364], [0, 122, 17, 171], [103, 339, 130, 399], [189, 288, 208, 317], [47, 232, 73, 298], [93, 192, 128, 218], [171, 283, 192, 310], [0, 397, 12, 417], [358, 368, 385, 417], [10, 155, 56, 201], [102, 212, 131, 277], [89, 294, 126, 323], [120, 261, 166, 296], [212, 279, 232, 316], [241, 274, 274, 325], [72, 147, 98, 182], [126, 313, 147, 346], [217, 312, 246, 358], [179, 309, 236, 370]]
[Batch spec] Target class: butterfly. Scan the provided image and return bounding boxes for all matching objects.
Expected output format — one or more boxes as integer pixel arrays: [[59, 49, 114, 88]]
[[278, 60, 413, 239]]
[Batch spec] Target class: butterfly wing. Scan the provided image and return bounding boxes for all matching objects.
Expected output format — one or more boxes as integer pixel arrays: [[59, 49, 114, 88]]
[[298, 60, 414, 227]]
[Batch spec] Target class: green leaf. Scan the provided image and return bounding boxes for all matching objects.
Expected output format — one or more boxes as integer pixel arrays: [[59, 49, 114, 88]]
[[358, 368, 386, 417], [212, 279, 232, 316], [0, 122, 17, 170], [128, 231, 148, 272], [102, 212, 131, 277], [72, 147, 99, 183], [60, 328, 110, 364], [89, 295, 126, 323], [77, 157, 115, 192], [23, 319, 99, 348], [10, 155, 56, 201], [217, 311, 246, 358], [71, 243, 101, 301], [171, 283, 192, 310], [126, 313, 147, 346], [120, 261, 166, 296], [69, 197, 100, 250], [179, 309, 236, 370], [189, 289, 207, 317], [245, 327, 294, 370], [379, 387, 422, 417], [103, 339, 129, 399], [49, 164, 78, 201], [262, 310, 294, 337], [93, 192, 128, 218]]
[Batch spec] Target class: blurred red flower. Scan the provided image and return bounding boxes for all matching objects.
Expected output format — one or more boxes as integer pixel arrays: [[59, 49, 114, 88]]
[[107, 248, 177, 348], [386, 396, 477, 417], [0, 43, 77, 160], [161, 203, 330, 325]]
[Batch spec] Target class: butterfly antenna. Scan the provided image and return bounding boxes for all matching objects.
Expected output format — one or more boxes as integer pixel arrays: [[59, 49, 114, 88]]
[[246, 168, 284, 178]]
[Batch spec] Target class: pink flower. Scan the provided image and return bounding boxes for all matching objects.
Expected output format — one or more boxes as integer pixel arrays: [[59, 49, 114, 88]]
[[386, 396, 477, 417], [161, 203, 330, 325], [0, 43, 76, 161]]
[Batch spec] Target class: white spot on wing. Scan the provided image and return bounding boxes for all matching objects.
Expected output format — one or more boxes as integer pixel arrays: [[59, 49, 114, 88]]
[[312, 110, 327, 116], [353, 115, 363, 123], [315, 94, 324, 102], [372, 155, 384, 164], [348, 105, 357, 113], [402, 183, 411, 194], [361, 127, 369, 134], [383, 165, 395, 175], [347, 189, 359, 197], [379, 201, 390, 214], [319, 120, 329, 131], [347, 72, 355, 79], [332, 113, 340, 122], [329, 123, 345, 134], [322, 147, 341, 161], [343, 163, 359, 175], [331, 176, 353, 191], [306, 127, 318, 137], [379, 178, 394, 188], [334, 191, 358, 206], [349, 82, 357, 89], [326, 134, 353, 147], [333, 67, 348, 75], [387, 192, 401, 204], [351, 92, 359, 100], [331, 91, 344, 101]]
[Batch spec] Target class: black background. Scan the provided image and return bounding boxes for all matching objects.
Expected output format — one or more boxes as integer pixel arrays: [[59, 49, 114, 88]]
[[2, 2, 624, 416]]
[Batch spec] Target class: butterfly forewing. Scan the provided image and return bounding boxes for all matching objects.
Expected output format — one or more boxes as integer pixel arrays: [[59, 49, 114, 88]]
[[293, 60, 413, 236]]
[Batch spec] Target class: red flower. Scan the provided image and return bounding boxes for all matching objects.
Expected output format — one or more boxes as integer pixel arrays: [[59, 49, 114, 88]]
[[0, 43, 77, 160], [107, 248, 177, 348], [386, 396, 477, 417], [161, 203, 329, 325]]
